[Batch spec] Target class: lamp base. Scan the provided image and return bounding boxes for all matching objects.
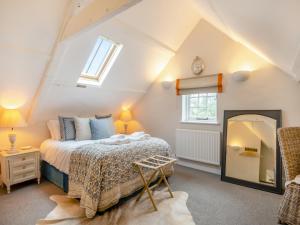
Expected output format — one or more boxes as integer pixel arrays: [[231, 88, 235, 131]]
[[7, 133, 18, 154], [124, 123, 128, 134], [6, 149, 18, 154]]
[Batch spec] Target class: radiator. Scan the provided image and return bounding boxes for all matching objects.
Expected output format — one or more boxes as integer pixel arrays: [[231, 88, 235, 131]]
[[175, 129, 221, 165]]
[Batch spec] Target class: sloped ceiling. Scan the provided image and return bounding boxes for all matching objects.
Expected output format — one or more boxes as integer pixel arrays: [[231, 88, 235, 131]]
[[29, 0, 201, 122], [193, 0, 300, 80], [0, 0, 70, 111], [116, 0, 200, 51], [62, 0, 140, 39], [4, 0, 299, 127]]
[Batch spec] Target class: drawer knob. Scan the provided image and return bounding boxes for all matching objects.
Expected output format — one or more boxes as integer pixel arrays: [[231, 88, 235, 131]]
[[22, 166, 26, 169], [22, 158, 26, 161]]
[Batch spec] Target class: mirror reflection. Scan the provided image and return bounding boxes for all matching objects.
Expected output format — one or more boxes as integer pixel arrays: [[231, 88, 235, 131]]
[[226, 114, 276, 186]]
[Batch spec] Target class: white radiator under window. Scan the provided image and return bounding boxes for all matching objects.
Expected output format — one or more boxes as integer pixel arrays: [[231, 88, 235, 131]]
[[175, 129, 221, 165]]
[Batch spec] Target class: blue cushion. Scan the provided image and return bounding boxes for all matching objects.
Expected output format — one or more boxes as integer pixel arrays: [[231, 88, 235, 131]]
[[90, 117, 115, 140], [58, 116, 76, 141]]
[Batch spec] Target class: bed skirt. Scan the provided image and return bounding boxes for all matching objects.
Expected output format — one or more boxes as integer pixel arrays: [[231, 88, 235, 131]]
[[41, 160, 69, 192]]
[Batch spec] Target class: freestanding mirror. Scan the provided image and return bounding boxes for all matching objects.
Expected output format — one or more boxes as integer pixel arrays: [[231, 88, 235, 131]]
[[221, 110, 282, 194]]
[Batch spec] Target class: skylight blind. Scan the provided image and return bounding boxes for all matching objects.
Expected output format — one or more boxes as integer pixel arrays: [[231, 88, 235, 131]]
[[82, 38, 114, 78], [78, 36, 122, 87]]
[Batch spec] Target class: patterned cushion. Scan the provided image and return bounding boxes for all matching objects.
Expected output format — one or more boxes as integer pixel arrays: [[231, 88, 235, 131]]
[[90, 117, 115, 140], [58, 116, 76, 141], [74, 117, 92, 141]]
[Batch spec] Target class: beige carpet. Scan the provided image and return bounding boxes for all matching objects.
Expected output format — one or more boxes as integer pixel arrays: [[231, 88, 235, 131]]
[[36, 190, 195, 225]]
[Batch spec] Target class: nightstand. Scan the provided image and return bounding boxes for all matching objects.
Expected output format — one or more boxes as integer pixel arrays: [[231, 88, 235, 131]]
[[0, 149, 40, 193]]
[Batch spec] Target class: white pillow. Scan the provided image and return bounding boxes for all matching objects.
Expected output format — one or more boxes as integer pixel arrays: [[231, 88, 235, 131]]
[[47, 120, 61, 140], [74, 117, 92, 141]]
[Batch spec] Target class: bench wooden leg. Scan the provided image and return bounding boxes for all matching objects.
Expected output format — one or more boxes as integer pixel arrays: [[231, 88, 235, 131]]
[[136, 169, 158, 202], [160, 167, 174, 198], [136, 165, 158, 211], [134, 156, 176, 211]]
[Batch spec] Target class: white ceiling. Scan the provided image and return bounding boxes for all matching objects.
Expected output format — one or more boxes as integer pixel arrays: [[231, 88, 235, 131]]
[[29, 0, 201, 122], [116, 0, 200, 51], [0, 0, 70, 110], [72, 0, 94, 15], [192, 0, 300, 80], [2, 0, 300, 125]]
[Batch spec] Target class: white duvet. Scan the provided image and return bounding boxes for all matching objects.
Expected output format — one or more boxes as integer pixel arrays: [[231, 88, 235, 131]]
[[40, 132, 151, 174], [40, 139, 98, 174]]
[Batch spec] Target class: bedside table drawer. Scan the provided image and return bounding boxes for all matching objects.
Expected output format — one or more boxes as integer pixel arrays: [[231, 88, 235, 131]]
[[11, 154, 36, 167], [13, 165, 35, 176], [12, 159, 35, 167], [12, 171, 36, 184]]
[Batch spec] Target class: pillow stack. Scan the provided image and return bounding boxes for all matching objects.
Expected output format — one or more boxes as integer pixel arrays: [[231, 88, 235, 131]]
[[47, 114, 116, 141]]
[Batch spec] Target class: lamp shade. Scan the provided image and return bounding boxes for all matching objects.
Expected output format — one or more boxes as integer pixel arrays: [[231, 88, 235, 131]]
[[120, 109, 132, 122], [0, 109, 27, 128]]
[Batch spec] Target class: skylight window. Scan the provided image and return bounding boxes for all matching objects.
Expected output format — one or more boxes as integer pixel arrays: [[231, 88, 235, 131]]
[[78, 36, 122, 86]]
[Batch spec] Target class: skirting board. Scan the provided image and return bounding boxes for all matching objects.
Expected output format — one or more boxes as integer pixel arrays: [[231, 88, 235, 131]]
[[176, 158, 221, 175]]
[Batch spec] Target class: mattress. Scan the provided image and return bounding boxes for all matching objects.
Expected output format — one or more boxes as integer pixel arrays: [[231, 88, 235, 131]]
[[40, 133, 154, 174], [40, 139, 99, 174]]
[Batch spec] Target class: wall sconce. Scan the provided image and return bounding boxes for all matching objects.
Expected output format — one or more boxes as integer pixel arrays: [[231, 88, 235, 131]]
[[161, 80, 173, 89], [232, 70, 251, 82]]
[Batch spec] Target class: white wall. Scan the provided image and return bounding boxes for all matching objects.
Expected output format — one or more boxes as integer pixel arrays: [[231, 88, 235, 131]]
[[134, 19, 300, 171], [0, 0, 70, 148], [0, 0, 69, 111]]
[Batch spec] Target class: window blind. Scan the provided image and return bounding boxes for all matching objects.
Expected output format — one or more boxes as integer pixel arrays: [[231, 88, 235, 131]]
[[176, 73, 223, 95]]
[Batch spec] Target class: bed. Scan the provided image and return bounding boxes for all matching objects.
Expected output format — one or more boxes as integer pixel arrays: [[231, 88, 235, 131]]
[[40, 139, 98, 192], [40, 136, 173, 218]]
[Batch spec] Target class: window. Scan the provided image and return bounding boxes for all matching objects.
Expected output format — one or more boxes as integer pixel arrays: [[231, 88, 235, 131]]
[[78, 36, 122, 86], [182, 93, 217, 123]]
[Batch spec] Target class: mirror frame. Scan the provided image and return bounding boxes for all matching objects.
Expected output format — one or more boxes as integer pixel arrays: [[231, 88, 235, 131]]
[[221, 110, 283, 194]]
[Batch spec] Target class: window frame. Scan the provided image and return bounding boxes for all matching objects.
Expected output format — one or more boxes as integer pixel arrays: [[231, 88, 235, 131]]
[[78, 36, 123, 87], [181, 93, 218, 124]]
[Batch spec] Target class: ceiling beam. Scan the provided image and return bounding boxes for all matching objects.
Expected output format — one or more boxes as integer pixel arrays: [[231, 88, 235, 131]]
[[61, 0, 141, 41]]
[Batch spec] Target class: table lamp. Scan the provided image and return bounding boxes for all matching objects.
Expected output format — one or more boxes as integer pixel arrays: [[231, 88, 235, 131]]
[[120, 109, 132, 134], [0, 109, 27, 153]]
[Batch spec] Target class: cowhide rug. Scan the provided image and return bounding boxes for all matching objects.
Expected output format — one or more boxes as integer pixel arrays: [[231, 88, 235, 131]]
[[36, 190, 195, 225]]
